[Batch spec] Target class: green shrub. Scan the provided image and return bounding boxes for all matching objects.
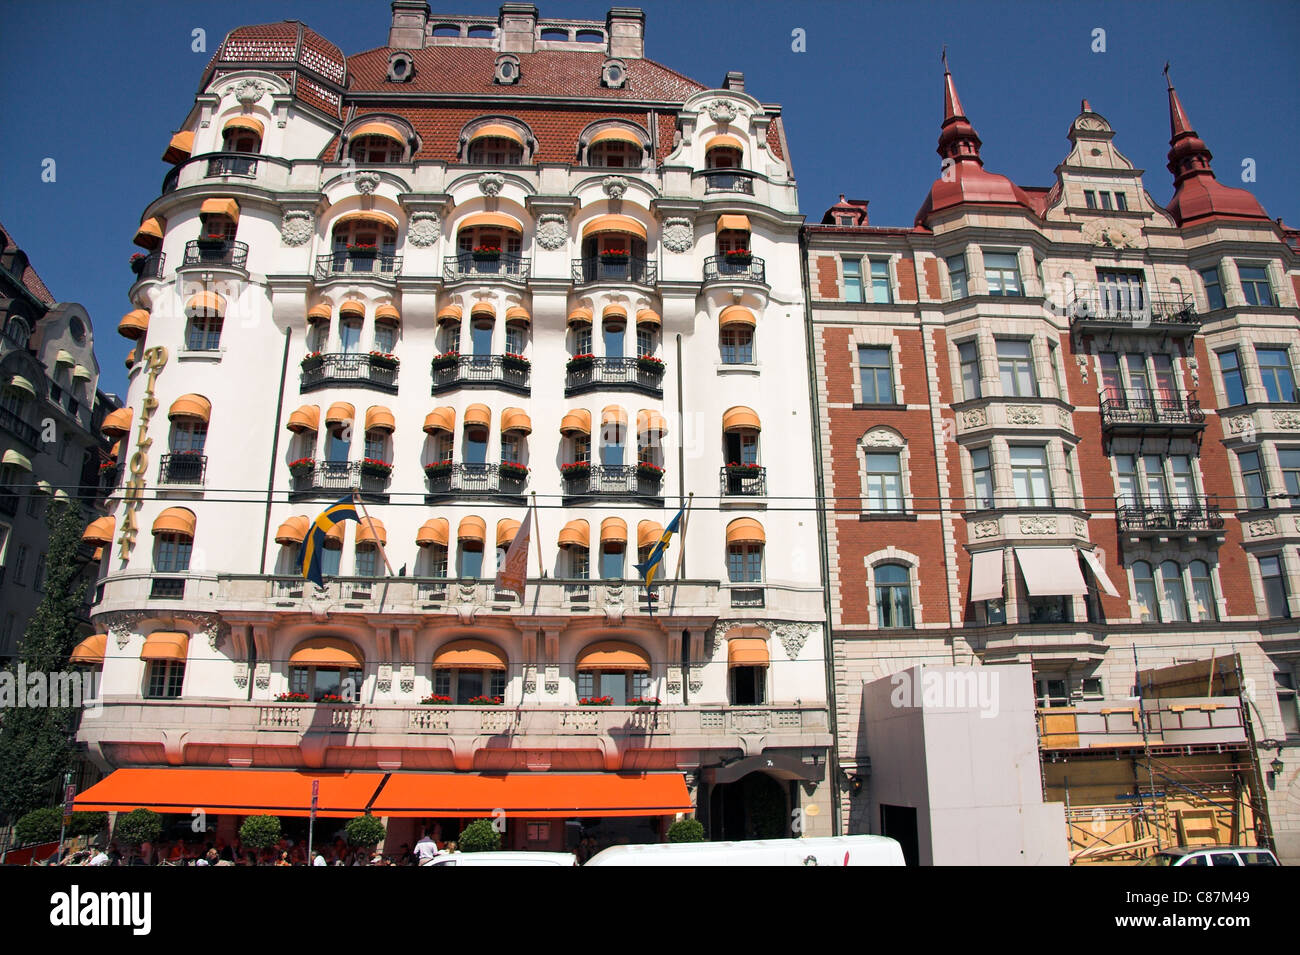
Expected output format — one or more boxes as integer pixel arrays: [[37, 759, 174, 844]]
[[238, 814, 282, 850], [69, 812, 107, 837], [667, 818, 705, 843], [457, 818, 501, 852], [113, 808, 163, 847], [14, 807, 63, 845], [345, 814, 386, 848]]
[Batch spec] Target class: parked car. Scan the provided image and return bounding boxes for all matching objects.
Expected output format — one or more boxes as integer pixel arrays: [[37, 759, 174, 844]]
[[584, 835, 906, 866], [1142, 846, 1280, 866], [422, 851, 577, 866]]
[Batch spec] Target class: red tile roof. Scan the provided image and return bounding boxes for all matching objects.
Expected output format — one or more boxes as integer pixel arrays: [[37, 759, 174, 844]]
[[0, 219, 56, 305]]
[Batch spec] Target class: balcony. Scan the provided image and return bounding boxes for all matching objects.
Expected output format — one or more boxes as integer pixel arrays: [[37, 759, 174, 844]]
[[699, 169, 755, 195], [562, 464, 663, 503], [161, 151, 291, 194], [1066, 288, 1199, 333], [315, 250, 402, 282], [425, 463, 527, 501], [128, 251, 165, 282], [149, 577, 186, 600], [565, 357, 664, 397], [289, 461, 390, 501], [1116, 497, 1225, 537], [719, 465, 766, 497], [1100, 391, 1206, 435], [99, 465, 121, 492], [430, 355, 530, 396], [572, 255, 657, 288], [204, 153, 259, 178], [181, 239, 249, 271], [158, 452, 207, 486], [0, 406, 40, 447], [1037, 696, 1246, 752], [703, 254, 766, 286], [730, 586, 765, 608], [300, 353, 398, 394], [443, 251, 529, 285]]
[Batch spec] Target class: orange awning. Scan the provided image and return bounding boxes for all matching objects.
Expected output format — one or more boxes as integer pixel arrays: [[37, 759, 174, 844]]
[[200, 198, 240, 223], [82, 516, 116, 545], [470, 302, 495, 319], [601, 405, 627, 428], [307, 303, 332, 322], [288, 636, 364, 668], [223, 115, 264, 137], [636, 308, 661, 328], [118, 309, 149, 339], [637, 520, 663, 551], [325, 402, 355, 427], [602, 304, 628, 321], [370, 772, 691, 818], [719, 305, 756, 328], [417, 518, 449, 547], [458, 515, 486, 543], [434, 639, 508, 671], [600, 516, 627, 545], [636, 409, 668, 437], [374, 304, 400, 324], [275, 515, 311, 545], [705, 134, 744, 153], [437, 305, 463, 324], [560, 409, 591, 435], [355, 517, 387, 546], [186, 291, 226, 317], [726, 517, 765, 545], [464, 403, 491, 428], [567, 306, 593, 326], [581, 214, 647, 241], [496, 519, 521, 548], [457, 211, 522, 232], [140, 631, 189, 662], [469, 123, 525, 146], [169, 394, 211, 423], [324, 523, 345, 548], [577, 641, 650, 672], [589, 127, 643, 147], [333, 210, 400, 229], [500, 408, 532, 434], [350, 119, 406, 142], [71, 634, 107, 666], [133, 217, 165, 249], [101, 408, 133, 438], [728, 635, 771, 667], [162, 130, 194, 164], [338, 299, 365, 317], [558, 519, 589, 549], [152, 507, 196, 539], [723, 406, 761, 432], [717, 213, 751, 233], [74, 769, 385, 818], [365, 406, 395, 432], [504, 306, 530, 324], [424, 407, 455, 434], [286, 404, 320, 433]]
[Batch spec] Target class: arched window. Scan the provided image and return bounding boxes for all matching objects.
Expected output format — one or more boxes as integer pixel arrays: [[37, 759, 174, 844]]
[[706, 144, 742, 169], [468, 136, 523, 165], [349, 135, 403, 164], [589, 140, 643, 168], [288, 637, 364, 702], [600, 406, 625, 467], [1189, 560, 1216, 621], [580, 223, 648, 282], [215, 118, 262, 176], [576, 641, 650, 705], [719, 307, 755, 365], [1160, 560, 1189, 622], [154, 533, 192, 573], [456, 218, 524, 276], [1131, 561, 1158, 622], [3, 316, 31, 348], [433, 640, 507, 704], [330, 217, 398, 275], [875, 563, 912, 628]]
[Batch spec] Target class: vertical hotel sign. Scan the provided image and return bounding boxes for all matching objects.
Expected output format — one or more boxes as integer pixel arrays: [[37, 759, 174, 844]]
[[117, 346, 168, 559]]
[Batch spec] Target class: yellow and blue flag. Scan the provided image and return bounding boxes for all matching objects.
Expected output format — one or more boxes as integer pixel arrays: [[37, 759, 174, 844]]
[[634, 506, 684, 588], [300, 495, 362, 586]]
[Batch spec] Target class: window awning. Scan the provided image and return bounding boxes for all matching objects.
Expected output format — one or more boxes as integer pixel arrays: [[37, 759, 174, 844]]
[[437, 305, 463, 324], [101, 408, 133, 438], [72, 364, 93, 381], [470, 302, 495, 319], [288, 636, 364, 668], [325, 402, 355, 427], [133, 217, 165, 249], [577, 641, 649, 672], [589, 127, 643, 147], [2, 449, 32, 472], [496, 519, 521, 548], [603, 304, 628, 321], [324, 523, 345, 548], [5, 374, 35, 398], [719, 305, 756, 329], [307, 303, 332, 322], [355, 517, 387, 546], [286, 404, 320, 433], [558, 519, 590, 549], [637, 520, 663, 551], [705, 134, 744, 153], [458, 515, 486, 543], [169, 394, 211, 423], [560, 409, 591, 436], [374, 304, 401, 324], [71, 634, 107, 666], [162, 130, 194, 164], [424, 407, 455, 434], [365, 406, 395, 432], [601, 405, 627, 428], [464, 403, 491, 428], [434, 639, 507, 671], [223, 115, 264, 137], [500, 408, 532, 434], [274, 515, 311, 545], [468, 123, 524, 146], [200, 197, 240, 223], [969, 549, 1005, 603], [333, 210, 400, 229], [350, 119, 406, 143], [728, 637, 770, 667], [504, 306, 530, 324], [186, 291, 226, 317], [726, 517, 765, 545], [140, 631, 189, 662], [152, 507, 196, 539], [338, 299, 365, 317], [118, 309, 149, 339], [717, 213, 751, 232], [1080, 548, 1121, 598], [567, 306, 593, 326], [417, 518, 449, 547], [457, 211, 522, 232], [74, 769, 384, 818], [581, 214, 647, 241], [722, 406, 760, 432], [1014, 547, 1088, 597], [55, 349, 75, 366], [635, 308, 661, 328], [600, 516, 627, 545], [369, 772, 691, 819], [82, 516, 116, 545], [636, 409, 668, 437]]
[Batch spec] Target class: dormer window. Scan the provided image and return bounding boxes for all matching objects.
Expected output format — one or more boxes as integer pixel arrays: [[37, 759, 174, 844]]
[[601, 58, 627, 88], [468, 136, 523, 165], [705, 135, 744, 169], [386, 52, 414, 83], [347, 121, 408, 164], [494, 54, 521, 85]]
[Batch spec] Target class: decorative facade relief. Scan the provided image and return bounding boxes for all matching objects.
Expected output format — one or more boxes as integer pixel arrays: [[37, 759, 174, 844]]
[[1075, 354, 1089, 383], [232, 79, 268, 105], [254, 662, 271, 690], [1248, 519, 1278, 537], [233, 662, 249, 689], [192, 614, 228, 651], [1006, 405, 1044, 425], [353, 172, 381, 195], [662, 218, 693, 253], [407, 211, 440, 247], [535, 213, 569, 250], [376, 664, 393, 693], [973, 520, 1000, 539], [958, 408, 986, 429], [601, 175, 629, 200], [708, 619, 817, 660], [1019, 516, 1059, 535], [1274, 412, 1300, 430], [102, 612, 148, 650], [477, 173, 505, 197], [706, 99, 739, 124], [545, 666, 559, 695], [280, 209, 314, 246], [688, 664, 705, 694], [861, 427, 904, 448]]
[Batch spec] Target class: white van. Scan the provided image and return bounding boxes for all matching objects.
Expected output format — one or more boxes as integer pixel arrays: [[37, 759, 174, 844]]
[[423, 851, 577, 866], [584, 835, 906, 866]]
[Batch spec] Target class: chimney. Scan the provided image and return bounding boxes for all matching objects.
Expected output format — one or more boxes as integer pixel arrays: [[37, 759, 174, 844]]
[[499, 3, 538, 53], [388, 0, 430, 49], [607, 7, 645, 59], [722, 71, 745, 93]]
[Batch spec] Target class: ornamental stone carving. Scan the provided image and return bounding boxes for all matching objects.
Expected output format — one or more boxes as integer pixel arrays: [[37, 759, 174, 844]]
[[688, 664, 704, 694], [1226, 415, 1252, 435], [1073, 518, 1087, 537], [1187, 356, 1199, 386], [477, 173, 505, 197], [708, 619, 816, 660], [973, 520, 1000, 539], [1075, 354, 1089, 383], [1058, 408, 1072, 429], [407, 211, 440, 247], [191, 614, 227, 651], [254, 662, 271, 690], [376, 665, 393, 693], [1006, 405, 1044, 425], [1248, 519, 1277, 537], [233, 662, 249, 689], [862, 428, 904, 448], [280, 209, 314, 246], [601, 175, 629, 200], [535, 213, 569, 250], [706, 99, 739, 124], [1019, 516, 1059, 535], [232, 79, 268, 105], [354, 172, 381, 195], [523, 677, 537, 694], [662, 217, 693, 253], [1274, 412, 1300, 430], [102, 611, 148, 650], [958, 408, 986, 430], [398, 664, 412, 693], [1082, 218, 1145, 249]]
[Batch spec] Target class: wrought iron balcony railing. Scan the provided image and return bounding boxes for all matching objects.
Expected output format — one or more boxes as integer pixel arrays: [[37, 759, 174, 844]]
[[730, 586, 766, 608], [719, 465, 767, 496], [425, 462, 528, 499], [301, 353, 399, 393], [562, 464, 663, 499], [161, 152, 291, 194], [1066, 289, 1199, 329], [443, 251, 529, 283], [431, 355, 530, 395], [1116, 497, 1224, 534], [572, 255, 657, 287], [1100, 391, 1206, 430], [315, 251, 402, 281], [0, 406, 40, 446], [99, 466, 121, 491], [703, 254, 766, 285], [149, 577, 186, 600], [205, 153, 259, 177], [700, 169, 756, 194], [565, 357, 664, 396], [290, 461, 391, 497], [129, 251, 165, 281], [182, 239, 249, 270], [159, 453, 207, 486]]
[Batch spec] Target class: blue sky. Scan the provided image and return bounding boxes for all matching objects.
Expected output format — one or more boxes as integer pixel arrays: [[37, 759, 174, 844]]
[[2, 0, 1296, 397]]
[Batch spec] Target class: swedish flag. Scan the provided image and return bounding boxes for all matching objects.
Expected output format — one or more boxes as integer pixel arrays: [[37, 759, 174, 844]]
[[300, 495, 362, 587], [634, 507, 684, 588]]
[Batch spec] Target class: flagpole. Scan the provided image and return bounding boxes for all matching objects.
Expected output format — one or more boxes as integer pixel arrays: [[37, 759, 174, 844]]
[[352, 491, 397, 578], [674, 492, 694, 580], [530, 492, 544, 579]]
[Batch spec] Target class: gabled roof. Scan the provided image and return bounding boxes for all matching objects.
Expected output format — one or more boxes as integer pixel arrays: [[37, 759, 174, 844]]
[[0, 219, 56, 306]]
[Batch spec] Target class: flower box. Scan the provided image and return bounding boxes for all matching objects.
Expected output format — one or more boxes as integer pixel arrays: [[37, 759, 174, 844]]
[[561, 462, 591, 478], [724, 249, 753, 265], [431, 351, 460, 371], [599, 249, 629, 263], [502, 353, 530, 370], [499, 461, 530, 479], [468, 695, 503, 706], [637, 462, 665, 479], [368, 351, 399, 368], [288, 457, 315, 475], [360, 458, 393, 477], [566, 353, 595, 372], [424, 459, 453, 477], [301, 353, 324, 369], [628, 697, 661, 707], [196, 235, 228, 250], [636, 355, 665, 374], [129, 254, 147, 276], [275, 692, 309, 702], [472, 246, 501, 261], [420, 695, 452, 705], [726, 462, 763, 471], [348, 244, 377, 257], [579, 696, 614, 706], [319, 694, 348, 704]]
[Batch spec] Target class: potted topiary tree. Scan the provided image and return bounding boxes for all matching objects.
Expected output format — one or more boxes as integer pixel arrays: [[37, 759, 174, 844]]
[[14, 806, 63, 846], [458, 818, 502, 852], [113, 808, 164, 861], [667, 818, 705, 843], [345, 814, 386, 852], [239, 814, 282, 857]]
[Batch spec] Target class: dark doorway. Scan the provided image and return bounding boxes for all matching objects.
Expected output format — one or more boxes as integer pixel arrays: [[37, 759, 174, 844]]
[[709, 772, 789, 841], [880, 803, 919, 866]]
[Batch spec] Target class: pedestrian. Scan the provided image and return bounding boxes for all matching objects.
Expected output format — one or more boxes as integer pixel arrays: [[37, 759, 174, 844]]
[[414, 828, 439, 865]]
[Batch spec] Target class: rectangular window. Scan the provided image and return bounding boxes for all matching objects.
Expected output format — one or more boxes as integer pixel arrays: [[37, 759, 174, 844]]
[[1114, 193, 1128, 211], [364, 433, 385, 460], [720, 327, 753, 364], [354, 546, 378, 578], [1036, 678, 1070, 707], [1083, 190, 1097, 209], [14, 544, 29, 584], [946, 254, 968, 299], [958, 340, 981, 399], [727, 544, 763, 582], [1237, 264, 1276, 306], [842, 258, 863, 303], [1082, 678, 1104, 699], [1256, 347, 1296, 403], [187, 317, 223, 351], [600, 547, 624, 580], [319, 546, 340, 578], [636, 327, 652, 359], [573, 325, 592, 356], [984, 251, 1022, 297], [870, 259, 893, 304], [1279, 448, 1300, 498], [1100, 191, 1113, 211], [1097, 269, 1145, 315], [1238, 450, 1267, 509], [864, 452, 904, 513], [971, 447, 993, 509], [1010, 446, 1052, 506], [1218, 349, 1246, 406], [857, 346, 895, 404], [373, 323, 397, 353], [1275, 671, 1299, 737], [997, 339, 1037, 397], [339, 320, 362, 354], [1260, 555, 1290, 618], [1200, 267, 1225, 310], [155, 536, 193, 573], [33, 554, 45, 593], [146, 661, 185, 699], [501, 433, 520, 465], [458, 546, 484, 579], [506, 323, 528, 355]]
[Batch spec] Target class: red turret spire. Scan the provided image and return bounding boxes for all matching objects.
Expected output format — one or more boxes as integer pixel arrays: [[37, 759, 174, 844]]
[[1164, 64, 1212, 182], [937, 53, 982, 167]]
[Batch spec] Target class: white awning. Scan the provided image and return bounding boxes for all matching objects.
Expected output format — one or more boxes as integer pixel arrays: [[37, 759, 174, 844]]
[[969, 549, 1005, 602], [1079, 548, 1121, 598], [1014, 547, 1088, 597]]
